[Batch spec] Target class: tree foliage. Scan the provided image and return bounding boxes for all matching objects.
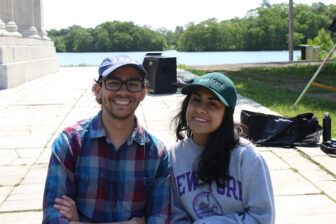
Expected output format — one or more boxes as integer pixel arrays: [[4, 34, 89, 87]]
[[49, 21, 167, 52], [48, 2, 336, 52], [307, 29, 335, 59]]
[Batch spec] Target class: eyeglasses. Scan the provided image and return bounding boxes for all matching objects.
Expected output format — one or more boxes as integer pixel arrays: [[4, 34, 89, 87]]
[[103, 77, 145, 92]]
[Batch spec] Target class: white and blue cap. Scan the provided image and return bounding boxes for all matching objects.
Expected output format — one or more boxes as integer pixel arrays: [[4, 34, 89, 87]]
[[98, 55, 147, 80]]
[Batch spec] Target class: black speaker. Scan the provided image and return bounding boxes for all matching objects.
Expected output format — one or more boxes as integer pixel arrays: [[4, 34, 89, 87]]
[[143, 56, 177, 94]]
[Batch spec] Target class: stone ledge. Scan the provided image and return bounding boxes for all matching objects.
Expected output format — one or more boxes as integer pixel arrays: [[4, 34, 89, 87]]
[[0, 46, 57, 63], [0, 37, 54, 47], [0, 57, 59, 89]]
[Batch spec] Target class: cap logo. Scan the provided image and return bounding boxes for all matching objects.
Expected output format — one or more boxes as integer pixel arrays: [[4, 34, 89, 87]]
[[199, 78, 225, 89], [100, 58, 112, 67]]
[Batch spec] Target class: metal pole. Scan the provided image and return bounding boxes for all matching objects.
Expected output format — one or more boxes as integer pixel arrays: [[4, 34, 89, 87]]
[[288, 0, 294, 61], [293, 43, 336, 107]]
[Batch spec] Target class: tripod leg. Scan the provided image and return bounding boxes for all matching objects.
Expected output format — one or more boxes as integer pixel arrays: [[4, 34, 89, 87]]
[[293, 44, 336, 107]]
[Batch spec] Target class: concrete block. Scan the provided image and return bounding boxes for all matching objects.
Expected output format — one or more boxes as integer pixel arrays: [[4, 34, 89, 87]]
[[276, 194, 336, 224], [272, 169, 320, 196], [0, 211, 42, 224], [0, 46, 14, 63], [0, 165, 30, 186], [0, 57, 59, 89], [0, 37, 59, 89]]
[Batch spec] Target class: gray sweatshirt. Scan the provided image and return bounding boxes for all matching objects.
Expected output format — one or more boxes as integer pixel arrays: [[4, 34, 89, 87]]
[[168, 138, 275, 224]]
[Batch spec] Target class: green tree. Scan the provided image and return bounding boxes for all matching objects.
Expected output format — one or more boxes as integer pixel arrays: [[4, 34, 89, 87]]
[[157, 26, 184, 49], [93, 21, 166, 51], [307, 28, 335, 59], [220, 18, 246, 50], [53, 36, 67, 52], [244, 4, 288, 50], [47, 3, 336, 52], [47, 29, 68, 52], [295, 3, 331, 44], [63, 25, 95, 52], [93, 25, 111, 51], [177, 19, 221, 51], [72, 27, 94, 52]]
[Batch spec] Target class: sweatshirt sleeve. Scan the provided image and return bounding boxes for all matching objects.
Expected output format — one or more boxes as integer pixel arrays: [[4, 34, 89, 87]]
[[170, 174, 194, 224], [194, 146, 275, 224], [241, 148, 275, 224]]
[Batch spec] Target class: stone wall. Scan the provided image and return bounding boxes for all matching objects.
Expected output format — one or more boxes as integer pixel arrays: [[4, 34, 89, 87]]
[[0, 0, 59, 89]]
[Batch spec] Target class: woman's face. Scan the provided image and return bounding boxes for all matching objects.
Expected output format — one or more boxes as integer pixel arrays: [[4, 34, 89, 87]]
[[186, 87, 225, 145]]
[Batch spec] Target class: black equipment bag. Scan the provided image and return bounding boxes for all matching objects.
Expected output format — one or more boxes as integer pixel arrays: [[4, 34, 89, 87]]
[[240, 110, 322, 147]]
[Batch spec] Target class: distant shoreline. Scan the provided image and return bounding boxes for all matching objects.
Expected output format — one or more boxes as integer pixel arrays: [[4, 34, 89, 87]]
[[187, 60, 332, 71]]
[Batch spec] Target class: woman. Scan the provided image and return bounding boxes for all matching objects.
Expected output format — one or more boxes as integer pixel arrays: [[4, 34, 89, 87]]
[[169, 72, 275, 224]]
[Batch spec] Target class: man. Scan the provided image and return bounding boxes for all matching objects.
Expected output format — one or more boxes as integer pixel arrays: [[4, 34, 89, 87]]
[[42, 55, 170, 224]]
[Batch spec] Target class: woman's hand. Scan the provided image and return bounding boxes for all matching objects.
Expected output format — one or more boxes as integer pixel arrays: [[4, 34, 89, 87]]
[[53, 195, 79, 222]]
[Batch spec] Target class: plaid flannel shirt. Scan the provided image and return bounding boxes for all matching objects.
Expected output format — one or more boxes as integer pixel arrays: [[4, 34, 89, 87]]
[[42, 111, 170, 223]]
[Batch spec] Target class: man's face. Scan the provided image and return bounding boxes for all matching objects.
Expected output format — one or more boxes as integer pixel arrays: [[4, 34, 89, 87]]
[[97, 66, 146, 120]]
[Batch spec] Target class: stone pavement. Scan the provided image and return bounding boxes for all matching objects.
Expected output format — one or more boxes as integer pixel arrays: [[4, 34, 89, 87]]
[[0, 67, 335, 223]]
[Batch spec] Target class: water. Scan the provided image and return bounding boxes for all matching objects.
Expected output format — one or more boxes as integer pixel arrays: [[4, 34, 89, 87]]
[[56, 50, 301, 66]]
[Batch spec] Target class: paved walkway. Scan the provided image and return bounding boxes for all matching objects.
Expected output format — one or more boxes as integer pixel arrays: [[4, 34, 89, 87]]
[[0, 67, 335, 223]]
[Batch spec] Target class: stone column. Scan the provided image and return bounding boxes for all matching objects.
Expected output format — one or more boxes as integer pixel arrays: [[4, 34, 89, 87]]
[[14, 0, 40, 39], [0, 0, 59, 90], [33, 0, 49, 40], [0, 0, 21, 37], [0, 19, 9, 36], [0, 2, 9, 36]]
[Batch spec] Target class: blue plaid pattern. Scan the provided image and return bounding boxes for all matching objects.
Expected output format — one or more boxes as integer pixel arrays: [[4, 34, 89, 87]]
[[42, 111, 170, 223]]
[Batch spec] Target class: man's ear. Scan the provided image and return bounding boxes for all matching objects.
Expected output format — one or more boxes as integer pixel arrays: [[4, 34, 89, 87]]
[[92, 83, 102, 100], [140, 88, 147, 101]]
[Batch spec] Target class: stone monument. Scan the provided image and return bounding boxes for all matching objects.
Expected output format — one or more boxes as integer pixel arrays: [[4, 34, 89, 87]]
[[0, 0, 59, 89]]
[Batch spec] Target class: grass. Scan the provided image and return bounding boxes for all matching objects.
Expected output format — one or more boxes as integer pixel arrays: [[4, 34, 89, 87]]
[[186, 62, 336, 137]]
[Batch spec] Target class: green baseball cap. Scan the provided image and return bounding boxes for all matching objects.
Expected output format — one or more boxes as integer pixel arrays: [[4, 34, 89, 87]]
[[181, 72, 237, 109]]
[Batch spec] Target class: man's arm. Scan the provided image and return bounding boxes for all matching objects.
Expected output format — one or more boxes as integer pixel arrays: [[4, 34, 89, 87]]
[[54, 195, 145, 224], [145, 148, 171, 224], [42, 132, 77, 224]]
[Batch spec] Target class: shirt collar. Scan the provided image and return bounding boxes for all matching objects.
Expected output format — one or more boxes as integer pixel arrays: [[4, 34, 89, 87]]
[[89, 111, 149, 146]]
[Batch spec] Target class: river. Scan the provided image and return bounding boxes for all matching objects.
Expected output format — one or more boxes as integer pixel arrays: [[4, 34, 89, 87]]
[[56, 50, 301, 66]]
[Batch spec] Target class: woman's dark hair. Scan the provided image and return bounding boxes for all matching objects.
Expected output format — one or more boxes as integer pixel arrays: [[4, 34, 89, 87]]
[[173, 93, 244, 188]]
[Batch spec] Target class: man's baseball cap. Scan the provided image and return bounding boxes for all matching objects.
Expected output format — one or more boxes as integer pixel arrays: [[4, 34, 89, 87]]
[[181, 72, 237, 109], [98, 55, 147, 79]]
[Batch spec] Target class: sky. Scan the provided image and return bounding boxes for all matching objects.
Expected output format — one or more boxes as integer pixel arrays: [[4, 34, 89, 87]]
[[43, 0, 335, 31]]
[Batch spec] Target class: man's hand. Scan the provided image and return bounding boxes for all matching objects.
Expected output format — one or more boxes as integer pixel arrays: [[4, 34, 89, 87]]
[[69, 217, 145, 224], [53, 195, 79, 222], [129, 217, 146, 224], [53, 195, 145, 224]]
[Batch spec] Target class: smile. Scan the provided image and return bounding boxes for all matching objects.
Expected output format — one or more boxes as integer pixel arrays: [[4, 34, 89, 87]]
[[193, 116, 208, 122], [114, 99, 130, 105]]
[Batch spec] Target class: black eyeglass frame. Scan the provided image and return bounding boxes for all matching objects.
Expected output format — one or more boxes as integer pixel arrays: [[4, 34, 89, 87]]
[[102, 77, 145, 92]]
